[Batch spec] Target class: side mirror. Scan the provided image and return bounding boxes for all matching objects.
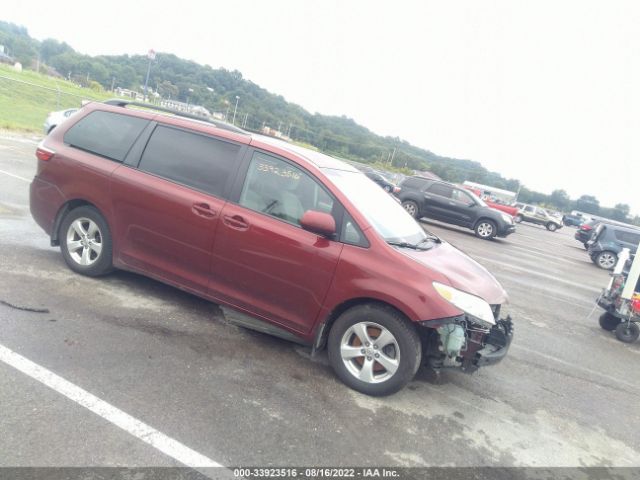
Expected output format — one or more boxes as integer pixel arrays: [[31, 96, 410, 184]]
[[300, 210, 336, 237]]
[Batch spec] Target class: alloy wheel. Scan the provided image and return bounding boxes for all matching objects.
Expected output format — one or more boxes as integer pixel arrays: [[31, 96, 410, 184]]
[[597, 252, 616, 269], [477, 222, 494, 238], [66, 217, 103, 266], [340, 322, 400, 384], [403, 202, 416, 216]]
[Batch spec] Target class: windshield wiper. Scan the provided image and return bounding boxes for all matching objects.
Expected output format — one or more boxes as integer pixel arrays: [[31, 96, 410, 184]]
[[418, 234, 441, 245], [387, 241, 431, 251]]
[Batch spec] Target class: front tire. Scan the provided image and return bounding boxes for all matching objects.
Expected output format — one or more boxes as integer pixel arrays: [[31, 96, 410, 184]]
[[615, 322, 639, 343], [327, 304, 421, 396], [546, 222, 558, 232], [59, 206, 113, 277], [594, 251, 617, 270], [599, 312, 620, 331], [402, 200, 419, 219], [474, 219, 497, 240]]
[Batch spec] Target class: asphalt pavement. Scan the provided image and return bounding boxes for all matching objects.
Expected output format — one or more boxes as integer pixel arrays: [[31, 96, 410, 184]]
[[0, 132, 639, 469]]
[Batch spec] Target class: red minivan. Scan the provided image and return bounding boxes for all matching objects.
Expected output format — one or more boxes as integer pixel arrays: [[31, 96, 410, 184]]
[[30, 101, 513, 396]]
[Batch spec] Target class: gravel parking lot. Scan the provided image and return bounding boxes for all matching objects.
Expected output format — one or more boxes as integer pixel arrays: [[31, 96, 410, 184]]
[[1, 132, 639, 469]]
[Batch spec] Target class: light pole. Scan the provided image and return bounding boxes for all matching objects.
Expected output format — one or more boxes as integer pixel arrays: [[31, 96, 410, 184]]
[[143, 49, 155, 102], [232, 95, 240, 125]]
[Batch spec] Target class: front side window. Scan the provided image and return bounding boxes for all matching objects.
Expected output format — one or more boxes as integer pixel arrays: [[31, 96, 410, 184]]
[[524, 205, 535, 212], [452, 189, 475, 206], [239, 152, 334, 226], [64, 110, 148, 162], [138, 125, 241, 197]]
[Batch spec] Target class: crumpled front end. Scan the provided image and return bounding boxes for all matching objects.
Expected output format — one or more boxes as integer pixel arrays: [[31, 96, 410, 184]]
[[420, 306, 514, 373]]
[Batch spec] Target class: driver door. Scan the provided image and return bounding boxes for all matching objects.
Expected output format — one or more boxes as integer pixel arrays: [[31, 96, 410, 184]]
[[210, 150, 343, 334]]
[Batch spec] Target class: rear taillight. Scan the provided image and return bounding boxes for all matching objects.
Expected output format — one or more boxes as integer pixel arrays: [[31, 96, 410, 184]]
[[393, 186, 401, 193], [580, 224, 593, 231], [36, 146, 55, 161]]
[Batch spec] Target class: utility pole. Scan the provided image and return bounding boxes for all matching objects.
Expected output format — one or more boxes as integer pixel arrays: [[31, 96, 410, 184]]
[[242, 112, 248, 128], [390, 147, 397, 165], [110, 77, 116, 92], [143, 49, 155, 102], [232, 95, 240, 125]]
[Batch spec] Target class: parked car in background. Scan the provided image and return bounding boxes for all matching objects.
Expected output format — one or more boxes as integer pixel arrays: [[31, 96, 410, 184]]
[[365, 171, 399, 193], [574, 220, 601, 248], [587, 223, 640, 270], [29, 100, 514, 396], [563, 211, 591, 227], [43, 108, 79, 134], [514, 204, 563, 231], [395, 176, 516, 239], [462, 186, 519, 217]]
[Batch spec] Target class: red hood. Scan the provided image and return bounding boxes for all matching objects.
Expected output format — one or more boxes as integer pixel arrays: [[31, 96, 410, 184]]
[[401, 242, 509, 305]]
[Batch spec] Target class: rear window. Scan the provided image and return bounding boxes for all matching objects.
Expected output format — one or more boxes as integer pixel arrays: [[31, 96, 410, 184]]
[[64, 110, 148, 162], [400, 177, 428, 190], [138, 125, 241, 197]]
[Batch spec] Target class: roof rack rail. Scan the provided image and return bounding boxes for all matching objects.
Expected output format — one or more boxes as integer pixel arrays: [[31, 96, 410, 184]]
[[103, 99, 248, 134]]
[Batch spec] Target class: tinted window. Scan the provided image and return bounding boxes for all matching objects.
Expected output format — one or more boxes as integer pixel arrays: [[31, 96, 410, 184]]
[[239, 152, 334, 226], [139, 126, 240, 197], [524, 205, 535, 212], [400, 177, 428, 190], [615, 230, 640, 244], [64, 110, 148, 162], [427, 183, 453, 198]]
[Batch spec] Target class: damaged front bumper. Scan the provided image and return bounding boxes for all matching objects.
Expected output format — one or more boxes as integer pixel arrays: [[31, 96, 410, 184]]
[[420, 315, 514, 373]]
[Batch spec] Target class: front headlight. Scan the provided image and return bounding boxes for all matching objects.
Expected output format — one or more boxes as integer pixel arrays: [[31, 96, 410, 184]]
[[501, 213, 513, 224], [432, 282, 496, 326]]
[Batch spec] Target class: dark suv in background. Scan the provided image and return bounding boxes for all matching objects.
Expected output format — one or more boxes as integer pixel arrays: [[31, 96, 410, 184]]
[[588, 223, 640, 269], [395, 176, 516, 239]]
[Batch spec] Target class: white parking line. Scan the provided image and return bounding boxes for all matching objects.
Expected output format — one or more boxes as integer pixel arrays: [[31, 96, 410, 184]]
[[0, 343, 222, 468], [0, 169, 31, 183]]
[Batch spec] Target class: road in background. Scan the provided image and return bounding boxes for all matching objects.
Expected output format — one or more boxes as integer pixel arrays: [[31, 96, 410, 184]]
[[1, 133, 639, 467]]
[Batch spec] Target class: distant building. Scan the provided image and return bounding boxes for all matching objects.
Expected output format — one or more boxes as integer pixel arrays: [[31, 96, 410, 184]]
[[463, 181, 517, 204]]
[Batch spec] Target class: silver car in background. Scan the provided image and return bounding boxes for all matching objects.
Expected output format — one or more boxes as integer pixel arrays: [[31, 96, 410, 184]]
[[43, 108, 78, 134]]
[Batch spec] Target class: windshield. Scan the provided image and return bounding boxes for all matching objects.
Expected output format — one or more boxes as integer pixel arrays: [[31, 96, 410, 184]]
[[324, 168, 429, 245]]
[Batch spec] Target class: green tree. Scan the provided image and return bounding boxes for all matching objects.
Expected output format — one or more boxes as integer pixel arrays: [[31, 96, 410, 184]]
[[576, 195, 600, 214], [550, 189, 571, 211]]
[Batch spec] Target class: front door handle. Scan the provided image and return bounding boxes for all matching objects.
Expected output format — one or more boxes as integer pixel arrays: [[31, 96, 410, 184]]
[[192, 202, 216, 218], [223, 214, 249, 231]]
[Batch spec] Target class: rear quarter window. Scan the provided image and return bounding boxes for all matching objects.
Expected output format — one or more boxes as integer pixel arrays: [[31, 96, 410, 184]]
[[64, 110, 148, 162]]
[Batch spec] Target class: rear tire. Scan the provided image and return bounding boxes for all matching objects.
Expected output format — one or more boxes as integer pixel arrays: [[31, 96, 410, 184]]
[[595, 251, 617, 270], [514, 214, 523, 223], [327, 304, 421, 396], [546, 222, 558, 232], [615, 322, 639, 343], [599, 312, 620, 331], [402, 200, 419, 219], [59, 206, 114, 277]]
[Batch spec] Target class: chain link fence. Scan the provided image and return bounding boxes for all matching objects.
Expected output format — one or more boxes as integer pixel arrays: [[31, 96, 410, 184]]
[[0, 73, 108, 132]]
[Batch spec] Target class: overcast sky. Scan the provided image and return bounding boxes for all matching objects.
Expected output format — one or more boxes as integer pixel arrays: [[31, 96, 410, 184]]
[[4, 0, 639, 214]]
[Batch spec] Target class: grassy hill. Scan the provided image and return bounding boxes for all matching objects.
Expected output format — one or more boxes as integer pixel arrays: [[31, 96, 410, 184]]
[[0, 64, 112, 132]]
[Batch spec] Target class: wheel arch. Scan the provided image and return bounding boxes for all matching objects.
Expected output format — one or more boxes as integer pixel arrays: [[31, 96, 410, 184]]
[[312, 297, 414, 354], [51, 199, 102, 246]]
